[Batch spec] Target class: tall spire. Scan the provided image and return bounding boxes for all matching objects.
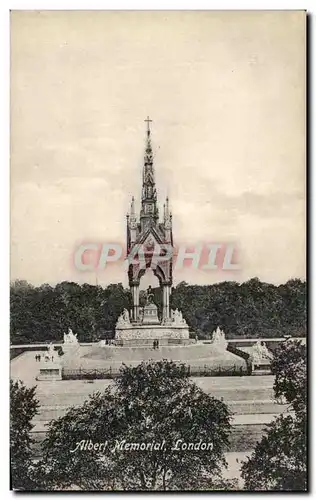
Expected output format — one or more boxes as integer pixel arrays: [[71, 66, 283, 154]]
[[165, 196, 170, 220], [131, 196, 135, 217], [143, 116, 154, 168], [145, 115, 152, 137], [164, 195, 172, 230], [140, 116, 158, 229]]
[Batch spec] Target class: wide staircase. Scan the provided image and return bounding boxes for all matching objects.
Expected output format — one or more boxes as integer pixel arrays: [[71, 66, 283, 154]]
[[84, 343, 232, 361], [61, 343, 248, 374]]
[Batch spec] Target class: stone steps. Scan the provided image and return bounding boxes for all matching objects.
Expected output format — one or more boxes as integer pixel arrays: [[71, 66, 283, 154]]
[[65, 344, 248, 373]]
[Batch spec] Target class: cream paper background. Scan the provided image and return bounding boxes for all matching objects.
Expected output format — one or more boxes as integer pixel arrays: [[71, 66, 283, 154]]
[[10, 10, 306, 286]]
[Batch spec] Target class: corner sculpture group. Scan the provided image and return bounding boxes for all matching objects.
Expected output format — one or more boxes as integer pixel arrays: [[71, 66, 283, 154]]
[[116, 306, 188, 329]]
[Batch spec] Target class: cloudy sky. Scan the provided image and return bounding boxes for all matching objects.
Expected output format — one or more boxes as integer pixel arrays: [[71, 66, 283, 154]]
[[10, 10, 306, 287]]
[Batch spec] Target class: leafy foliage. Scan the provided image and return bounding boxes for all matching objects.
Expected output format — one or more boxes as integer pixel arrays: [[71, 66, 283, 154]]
[[10, 379, 39, 490], [10, 280, 132, 343], [171, 278, 306, 339], [10, 278, 306, 343], [270, 339, 306, 414], [241, 340, 307, 491], [35, 361, 232, 491]]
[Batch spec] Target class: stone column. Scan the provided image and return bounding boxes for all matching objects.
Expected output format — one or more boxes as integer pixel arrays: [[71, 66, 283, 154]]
[[131, 285, 139, 321], [166, 285, 170, 319], [162, 285, 170, 321], [165, 285, 170, 320], [131, 285, 139, 322], [134, 285, 139, 322], [162, 286, 166, 320]]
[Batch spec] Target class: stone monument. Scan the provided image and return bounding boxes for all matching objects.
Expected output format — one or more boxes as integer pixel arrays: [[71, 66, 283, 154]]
[[250, 340, 273, 363], [115, 285, 190, 346], [61, 119, 249, 375], [115, 118, 190, 346], [43, 342, 53, 362], [250, 340, 273, 374], [37, 342, 62, 381], [64, 328, 78, 344], [211, 327, 228, 350], [62, 327, 80, 356], [142, 286, 160, 324]]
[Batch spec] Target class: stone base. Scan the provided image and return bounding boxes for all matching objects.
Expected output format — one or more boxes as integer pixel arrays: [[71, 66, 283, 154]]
[[252, 360, 271, 375], [36, 361, 62, 381], [115, 338, 194, 346], [62, 343, 80, 352], [63, 342, 249, 376], [115, 324, 190, 346]]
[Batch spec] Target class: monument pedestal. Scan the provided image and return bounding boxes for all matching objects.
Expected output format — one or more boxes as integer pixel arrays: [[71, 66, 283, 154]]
[[249, 340, 273, 375], [252, 360, 272, 375], [115, 324, 190, 346], [115, 301, 191, 346], [37, 361, 62, 381]]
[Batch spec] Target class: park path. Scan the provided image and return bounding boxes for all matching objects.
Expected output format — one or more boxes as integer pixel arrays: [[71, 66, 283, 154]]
[[11, 350, 44, 386]]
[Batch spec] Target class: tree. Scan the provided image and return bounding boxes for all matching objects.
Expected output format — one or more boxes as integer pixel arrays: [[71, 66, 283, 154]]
[[10, 379, 39, 490], [10, 279, 306, 344], [36, 361, 232, 491], [241, 340, 307, 491], [271, 339, 306, 414]]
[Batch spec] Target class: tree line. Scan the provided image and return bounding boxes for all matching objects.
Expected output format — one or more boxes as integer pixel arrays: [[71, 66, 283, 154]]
[[10, 277, 306, 344]]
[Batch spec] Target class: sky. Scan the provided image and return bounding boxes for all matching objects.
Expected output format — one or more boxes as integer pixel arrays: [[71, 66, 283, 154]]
[[10, 10, 306, 288]]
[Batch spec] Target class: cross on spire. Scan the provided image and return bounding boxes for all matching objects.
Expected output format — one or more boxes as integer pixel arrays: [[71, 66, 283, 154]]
[[144, 116, 153, 136]]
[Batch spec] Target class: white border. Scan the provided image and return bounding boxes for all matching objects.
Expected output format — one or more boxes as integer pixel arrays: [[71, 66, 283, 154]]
[[2, 2, 313, 498]]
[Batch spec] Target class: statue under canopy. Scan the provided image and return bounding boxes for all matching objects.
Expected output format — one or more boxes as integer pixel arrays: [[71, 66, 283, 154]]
[[145, 285, 155, 305]]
